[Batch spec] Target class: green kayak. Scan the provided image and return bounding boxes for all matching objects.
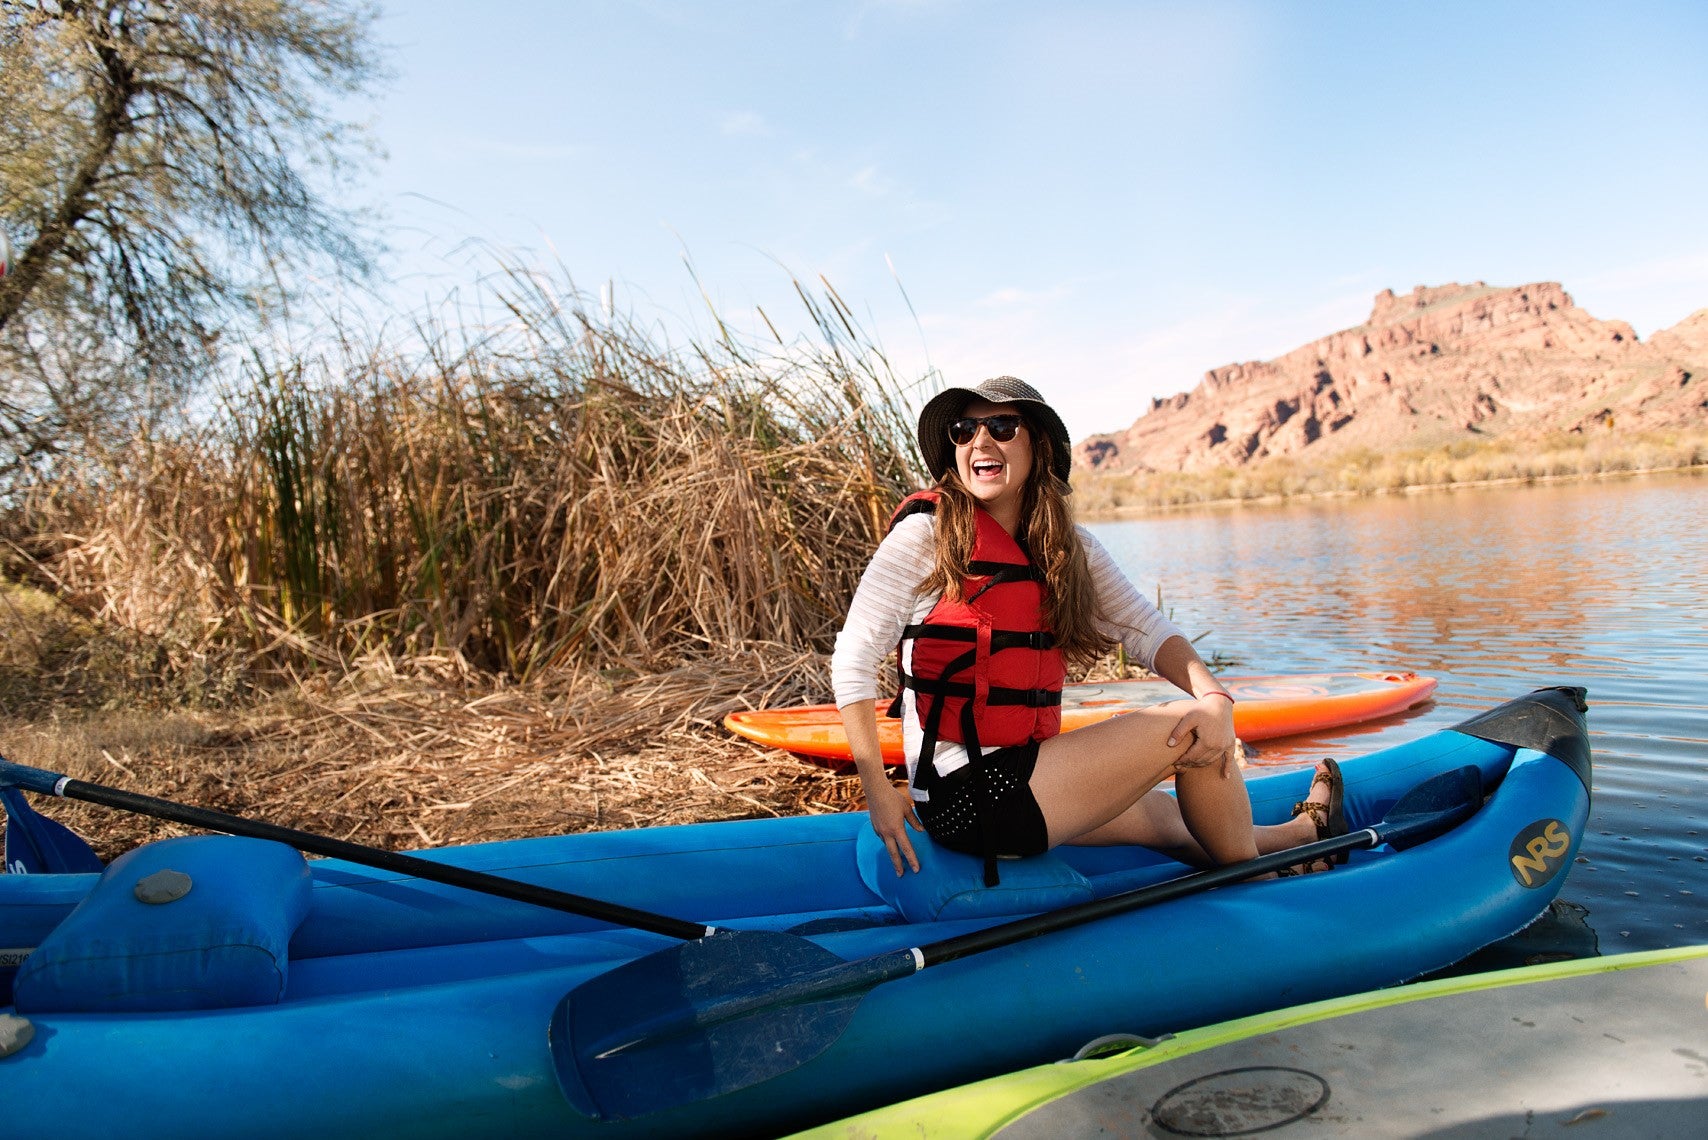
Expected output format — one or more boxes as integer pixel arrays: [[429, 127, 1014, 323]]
[[798, 945, 1708, 1137]]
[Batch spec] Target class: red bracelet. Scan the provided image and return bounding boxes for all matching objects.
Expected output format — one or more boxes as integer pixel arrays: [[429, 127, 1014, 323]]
[[1200, 690, 1234, 703]]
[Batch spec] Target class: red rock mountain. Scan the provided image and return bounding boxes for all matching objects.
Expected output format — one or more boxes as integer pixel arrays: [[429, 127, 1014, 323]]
[[1077, 282, 1708, 474]]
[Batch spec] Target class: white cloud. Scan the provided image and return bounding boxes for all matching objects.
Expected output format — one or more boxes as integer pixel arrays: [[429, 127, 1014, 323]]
[[774, 149, 948, 225], [442, 136, 580, 162], [976, 284, 1072, 309], [850, 165, 895, 196], [720, 111, 771, 137], [1576, 250, 1708, 294], [1573, 250, 1708, 335], [842, 0, 969, 39]]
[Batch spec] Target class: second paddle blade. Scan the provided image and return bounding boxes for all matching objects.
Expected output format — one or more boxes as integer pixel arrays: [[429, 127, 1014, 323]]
[[1383, 765, 1483, 848], [550, 929, 869, 1121], [1, 786, 104, 874]]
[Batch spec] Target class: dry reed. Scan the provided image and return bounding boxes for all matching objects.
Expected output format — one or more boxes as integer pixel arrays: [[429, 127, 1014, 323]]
[[3, 264, 922, 682], [0, 265, 925, 856]]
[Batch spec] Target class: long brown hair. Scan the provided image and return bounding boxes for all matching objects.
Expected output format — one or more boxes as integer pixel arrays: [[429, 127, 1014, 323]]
[[923, 421, 1113, 668]]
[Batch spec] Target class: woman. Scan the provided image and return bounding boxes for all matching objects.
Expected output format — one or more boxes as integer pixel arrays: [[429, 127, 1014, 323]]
[[832, 376, 1344, 881]]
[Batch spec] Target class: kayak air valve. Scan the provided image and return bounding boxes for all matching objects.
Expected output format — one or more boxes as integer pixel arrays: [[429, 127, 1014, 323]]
[[134, 869, 193, 904], [0, 1012, 33, 1058]]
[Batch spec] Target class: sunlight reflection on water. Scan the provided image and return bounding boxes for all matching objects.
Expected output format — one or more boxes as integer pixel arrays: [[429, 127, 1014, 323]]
[[1089, 471, 1708, 956]]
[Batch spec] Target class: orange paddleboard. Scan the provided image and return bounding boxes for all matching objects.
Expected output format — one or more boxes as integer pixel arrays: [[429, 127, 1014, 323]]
[[724, 671, 1438, 768]]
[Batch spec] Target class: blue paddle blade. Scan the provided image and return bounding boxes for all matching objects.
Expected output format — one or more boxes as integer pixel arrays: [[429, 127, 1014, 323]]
[[1381, 766, 1483, 848], [551, 929, 904, 1122], [2, 786, 104, 873]]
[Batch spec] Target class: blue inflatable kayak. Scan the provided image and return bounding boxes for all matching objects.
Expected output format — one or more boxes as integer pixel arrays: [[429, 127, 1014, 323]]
[[0, 688, 1592, 1138]]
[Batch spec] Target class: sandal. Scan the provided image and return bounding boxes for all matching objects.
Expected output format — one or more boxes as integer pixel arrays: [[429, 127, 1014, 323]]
[[1289, 757, 1348, 869]]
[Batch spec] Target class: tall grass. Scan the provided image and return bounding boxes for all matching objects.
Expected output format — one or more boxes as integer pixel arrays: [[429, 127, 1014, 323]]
[[2, 264, 926, 691]]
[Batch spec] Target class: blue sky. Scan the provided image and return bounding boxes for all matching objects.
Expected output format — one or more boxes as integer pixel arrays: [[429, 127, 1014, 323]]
[[358, 0, 1708, 439]]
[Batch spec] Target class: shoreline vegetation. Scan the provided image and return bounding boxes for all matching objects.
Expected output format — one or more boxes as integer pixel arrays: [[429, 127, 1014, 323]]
[[1, 267, 929, 857], [1074, 431, 1708, 519], [1, 265, 1700, 861]]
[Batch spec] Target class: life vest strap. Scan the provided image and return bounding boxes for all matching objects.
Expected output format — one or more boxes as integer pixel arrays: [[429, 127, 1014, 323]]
[[900, 624, 1057, 652], [991, 687, 1062, 709], [964, 561, 1043, 604], [899, 673, 1062, 708], [966, 560, 1045, 582], [991, 630, 1056, 652]]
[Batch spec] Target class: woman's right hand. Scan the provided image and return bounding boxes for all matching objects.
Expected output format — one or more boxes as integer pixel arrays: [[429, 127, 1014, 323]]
[[866, 779, 923, 877], [838, 698, 923, 876]]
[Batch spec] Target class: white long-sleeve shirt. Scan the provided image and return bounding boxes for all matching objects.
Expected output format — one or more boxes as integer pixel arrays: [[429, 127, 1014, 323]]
[[830, 513, 1185, 798]]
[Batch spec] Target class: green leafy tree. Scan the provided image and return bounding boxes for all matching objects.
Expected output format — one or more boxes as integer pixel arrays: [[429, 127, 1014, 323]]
[[0, 0, 383, 473]]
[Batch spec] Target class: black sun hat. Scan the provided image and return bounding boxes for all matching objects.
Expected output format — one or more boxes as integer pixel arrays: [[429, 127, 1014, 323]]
[[916, 376, 1073, 484]]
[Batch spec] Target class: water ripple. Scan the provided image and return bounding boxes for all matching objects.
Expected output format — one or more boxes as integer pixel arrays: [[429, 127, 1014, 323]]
[[1091, 472, 1708, 955]]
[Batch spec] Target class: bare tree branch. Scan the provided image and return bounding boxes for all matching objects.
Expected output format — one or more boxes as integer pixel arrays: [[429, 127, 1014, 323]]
[[0, 0, 384, 477]]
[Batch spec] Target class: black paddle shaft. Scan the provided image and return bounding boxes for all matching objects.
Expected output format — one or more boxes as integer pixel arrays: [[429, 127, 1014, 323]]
[[921, 763, 1487, 967], [922, 827, 1379, 967], [6, 761, 708, 941]]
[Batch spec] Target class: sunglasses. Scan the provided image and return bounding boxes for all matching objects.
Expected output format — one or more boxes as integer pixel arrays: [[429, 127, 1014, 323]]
[[947, 414, 1025, 446]]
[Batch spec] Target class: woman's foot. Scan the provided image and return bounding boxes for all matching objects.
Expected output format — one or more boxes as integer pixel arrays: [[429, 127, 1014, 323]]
[[1285, 758, 1347, 873]]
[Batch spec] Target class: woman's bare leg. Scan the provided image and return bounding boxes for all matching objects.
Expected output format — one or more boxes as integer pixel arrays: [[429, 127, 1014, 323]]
[[1028, 704, 1190, 846], [1029, 701, 1324, 866], [1172, 758, 1258, 864], [1029, 702, 1254, 864], [1073, 789, 1321, 867]]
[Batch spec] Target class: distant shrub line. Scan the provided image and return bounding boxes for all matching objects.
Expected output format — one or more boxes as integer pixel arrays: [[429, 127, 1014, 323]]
[[1075, 430, 1708, 515]]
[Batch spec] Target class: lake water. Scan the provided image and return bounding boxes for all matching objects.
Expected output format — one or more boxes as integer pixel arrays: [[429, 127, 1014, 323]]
[[1089, 471, 1708, 964]]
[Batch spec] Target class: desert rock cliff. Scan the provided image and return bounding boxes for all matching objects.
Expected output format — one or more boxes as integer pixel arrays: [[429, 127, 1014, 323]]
[[1077, 283, 1707, 474]]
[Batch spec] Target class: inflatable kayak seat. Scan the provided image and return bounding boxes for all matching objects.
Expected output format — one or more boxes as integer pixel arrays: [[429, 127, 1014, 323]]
[[14, 835, 311, 1013], [856, 825, 1092, 923]]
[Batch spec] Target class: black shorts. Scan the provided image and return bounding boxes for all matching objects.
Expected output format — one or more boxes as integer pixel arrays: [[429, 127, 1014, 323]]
[[915, 741, 1050, 859]]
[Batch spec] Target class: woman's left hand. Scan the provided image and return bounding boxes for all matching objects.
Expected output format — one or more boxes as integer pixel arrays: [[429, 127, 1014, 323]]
[[1167, 694, 1237, 775]]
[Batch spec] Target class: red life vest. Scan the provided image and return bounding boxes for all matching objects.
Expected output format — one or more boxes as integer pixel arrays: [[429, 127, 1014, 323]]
[[888, 491, 1066, 759]]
